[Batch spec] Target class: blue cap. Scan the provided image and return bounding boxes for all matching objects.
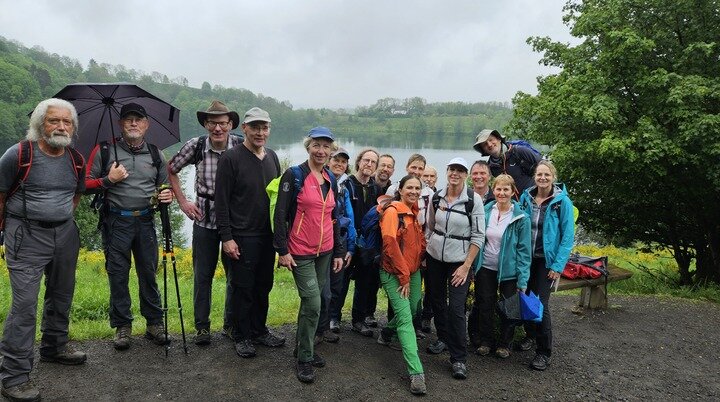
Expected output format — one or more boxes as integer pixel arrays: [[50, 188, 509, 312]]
[[307, 126, 335, 141]]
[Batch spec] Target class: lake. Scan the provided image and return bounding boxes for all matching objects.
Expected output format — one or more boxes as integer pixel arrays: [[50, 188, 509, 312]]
[[179, 140, 485, 240]]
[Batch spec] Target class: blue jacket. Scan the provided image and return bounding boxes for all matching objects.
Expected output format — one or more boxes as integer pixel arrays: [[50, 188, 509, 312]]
[[474, 201, 531, 289], [337, 174, 357, 254], [519, 183, 575, 273]]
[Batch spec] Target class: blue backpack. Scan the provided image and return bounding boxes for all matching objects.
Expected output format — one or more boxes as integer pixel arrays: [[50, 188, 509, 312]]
[[357, 201, 404, 266], [507, 139, 541, 156]]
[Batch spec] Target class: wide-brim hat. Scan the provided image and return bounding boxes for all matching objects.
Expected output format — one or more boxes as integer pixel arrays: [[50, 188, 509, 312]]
[[473, 129, 503, 155], [196, 100, 240, 129]]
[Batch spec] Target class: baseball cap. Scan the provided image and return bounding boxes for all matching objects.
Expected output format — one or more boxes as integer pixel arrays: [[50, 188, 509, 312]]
[[120, 103, 147, 118], [331, 147, 349, 159], [307, 126, 335, 141], [243, 107, 271, 124], [446, 157, 469, 172]]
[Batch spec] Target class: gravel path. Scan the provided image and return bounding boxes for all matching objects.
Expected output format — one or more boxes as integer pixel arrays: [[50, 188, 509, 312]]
[[26, 295, 720, 401]]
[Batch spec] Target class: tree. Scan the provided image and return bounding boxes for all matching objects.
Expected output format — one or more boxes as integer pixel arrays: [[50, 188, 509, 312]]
[[509, 0, 720, 284]]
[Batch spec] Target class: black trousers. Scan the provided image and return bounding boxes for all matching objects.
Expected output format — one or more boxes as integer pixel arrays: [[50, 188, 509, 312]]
[[474, 267, 517, 348], [226, 235, 275, 341], [425, 255, 471, 364], [525, 257, 553, 356]]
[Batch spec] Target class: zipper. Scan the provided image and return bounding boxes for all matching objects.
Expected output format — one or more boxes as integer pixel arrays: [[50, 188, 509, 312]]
[[316, 176, 329, 256], [295, 211, 305, 235]]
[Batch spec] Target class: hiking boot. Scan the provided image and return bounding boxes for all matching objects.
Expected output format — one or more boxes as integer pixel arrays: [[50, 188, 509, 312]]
[[311, 352, 326, 368], [40, 344, 87, 365], [409, 374, 427, 395], [352, 322, 373, 337], [194, 329, 211, 346], [516, 336, 535, 351], [323, 330, 340, 343], [113, 325, 132, 350], [145, 324, 170, 346], [235, 339, 256, 358], [252, 332, 285, 347], [530, 353, 551, 371], [329, 319, 341, 333], [427, 339, 447, 354], [296, 360, 315, 383], [364, 316, 378, 328], [1, 381, 40, 402], [415, 329, 427, 340], [451, 362, 467, 380], [421, 318, 432, 333], [495, 347, 511, 359], [475, 345, 491, 356], [377, 331, 402, 351]]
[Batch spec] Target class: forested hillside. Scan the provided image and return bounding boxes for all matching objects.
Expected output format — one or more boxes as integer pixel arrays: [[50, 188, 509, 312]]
[[0, 36, 511, 151]]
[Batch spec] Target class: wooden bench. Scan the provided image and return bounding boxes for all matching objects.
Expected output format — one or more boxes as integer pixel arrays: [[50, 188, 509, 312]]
[[553, 264, 633, 309]]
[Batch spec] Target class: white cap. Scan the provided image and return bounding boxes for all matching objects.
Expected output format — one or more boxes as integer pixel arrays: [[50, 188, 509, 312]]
[[446, 157, 469, 172]]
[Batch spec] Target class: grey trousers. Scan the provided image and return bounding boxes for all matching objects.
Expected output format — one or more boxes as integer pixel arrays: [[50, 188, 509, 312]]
[[0, 217, 80, 387]]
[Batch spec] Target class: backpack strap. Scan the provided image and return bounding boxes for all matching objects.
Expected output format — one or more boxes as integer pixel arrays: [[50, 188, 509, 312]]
[[7, 140, 33, 199], [432, 188, 475, 227], [190, 135, 207, 165], [66, 146, 85, 181]]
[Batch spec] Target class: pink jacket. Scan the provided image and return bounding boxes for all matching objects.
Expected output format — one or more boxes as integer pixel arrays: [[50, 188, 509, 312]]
[[288, 169, 336, 257]]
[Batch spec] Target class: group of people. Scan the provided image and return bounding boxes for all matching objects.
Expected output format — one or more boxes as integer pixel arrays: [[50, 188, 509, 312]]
[[0, 98, 574, 401]]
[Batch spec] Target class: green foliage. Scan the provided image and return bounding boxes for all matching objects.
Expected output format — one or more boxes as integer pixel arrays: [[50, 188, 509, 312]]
[[509, 0, 720, 284]]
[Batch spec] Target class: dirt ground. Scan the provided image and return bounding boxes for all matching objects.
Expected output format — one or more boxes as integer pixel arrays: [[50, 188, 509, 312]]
[[24, 294, 720, 401]]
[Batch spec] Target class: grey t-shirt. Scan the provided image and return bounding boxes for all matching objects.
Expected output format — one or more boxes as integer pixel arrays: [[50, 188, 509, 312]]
[[0, 142, 85, 222]]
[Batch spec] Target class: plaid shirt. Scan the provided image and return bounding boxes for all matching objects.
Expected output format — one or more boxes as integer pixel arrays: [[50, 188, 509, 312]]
[[168, 135, 243, 229]]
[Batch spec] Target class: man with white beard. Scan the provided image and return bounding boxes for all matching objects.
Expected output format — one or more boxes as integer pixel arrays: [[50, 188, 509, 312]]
[[0, 98, 87, 402]]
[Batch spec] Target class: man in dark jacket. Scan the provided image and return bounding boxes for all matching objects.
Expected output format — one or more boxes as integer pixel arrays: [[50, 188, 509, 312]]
[[215, 107, 284, 358], [473, 129, 540, 195]]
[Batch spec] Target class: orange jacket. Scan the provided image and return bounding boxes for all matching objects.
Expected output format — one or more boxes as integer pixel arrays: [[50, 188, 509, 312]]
[[380, 201, 426, 286]]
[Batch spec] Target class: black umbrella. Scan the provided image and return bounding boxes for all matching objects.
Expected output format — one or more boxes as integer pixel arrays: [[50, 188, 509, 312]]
[[52, 82, 181, 159]]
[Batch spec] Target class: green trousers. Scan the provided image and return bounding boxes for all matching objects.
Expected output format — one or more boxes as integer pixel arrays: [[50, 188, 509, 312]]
[[292, 253, 330, 362], [380, 269, 424, 375]]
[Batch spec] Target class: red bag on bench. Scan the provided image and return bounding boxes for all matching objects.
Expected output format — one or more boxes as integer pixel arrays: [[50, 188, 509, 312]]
[[562, 254, 608, 280]]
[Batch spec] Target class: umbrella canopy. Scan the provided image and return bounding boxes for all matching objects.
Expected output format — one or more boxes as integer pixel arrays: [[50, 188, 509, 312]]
[[52, 83, 181, 158]]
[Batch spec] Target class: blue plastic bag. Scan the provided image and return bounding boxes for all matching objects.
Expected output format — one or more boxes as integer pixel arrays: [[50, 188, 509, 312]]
[[520, 291, 544, 323]]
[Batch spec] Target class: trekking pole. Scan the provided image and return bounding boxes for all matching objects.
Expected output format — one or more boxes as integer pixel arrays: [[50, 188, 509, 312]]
[[158, 188, 189, 355]]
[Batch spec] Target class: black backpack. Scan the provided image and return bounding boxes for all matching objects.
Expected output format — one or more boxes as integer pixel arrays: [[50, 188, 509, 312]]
[[431, 187, 475, 241]]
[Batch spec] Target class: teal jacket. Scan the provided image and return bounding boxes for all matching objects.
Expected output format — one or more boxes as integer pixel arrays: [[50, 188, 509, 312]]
[[519, 183, 575, 273], [474, 201, 531, 289]]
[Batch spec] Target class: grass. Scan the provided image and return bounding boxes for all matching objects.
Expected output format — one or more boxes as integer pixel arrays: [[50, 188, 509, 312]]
[[0, 248, 385, 340], [0, 245, 717, 340]]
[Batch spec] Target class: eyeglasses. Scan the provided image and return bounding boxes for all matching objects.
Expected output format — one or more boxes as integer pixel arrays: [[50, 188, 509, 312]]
[[360, 158, 378, 166], [206, 121, 231, 129]]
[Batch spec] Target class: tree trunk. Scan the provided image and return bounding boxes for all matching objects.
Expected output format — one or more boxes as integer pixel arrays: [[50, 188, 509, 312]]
[[672, 244, 693, 286]]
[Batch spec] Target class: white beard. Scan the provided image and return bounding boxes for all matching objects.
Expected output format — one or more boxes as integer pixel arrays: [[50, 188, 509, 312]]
[[45, 132, 72, 148]]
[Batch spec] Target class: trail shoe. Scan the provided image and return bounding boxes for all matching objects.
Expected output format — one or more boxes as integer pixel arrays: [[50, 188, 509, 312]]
[[409, 374, 427, 395], [253, 332, 285, 347], [113, 325, 132, 350], [1, 381, 40, 402], [475, 345, 491, 356], [145, 324, 171, 346], [40, 345, 87, 365], [311, 352, 326, 368], [516, 336, 535, 351], [415, 329, 427, 340], [329, 319, 341, 333], [495, 347, 511, 359], [427, 339, 447, 354], [377, 331, 402, 351], [235, 339, 257, 358], [364, 316, 378, 328], [296, 360, 316, 383], [451, 362, 467, 380], [194, 329, 211, 346], [530, 353, 551, 371], [421, 318, 432, 333], [352, 322, 373, 337], [323, 330, 340, 343]]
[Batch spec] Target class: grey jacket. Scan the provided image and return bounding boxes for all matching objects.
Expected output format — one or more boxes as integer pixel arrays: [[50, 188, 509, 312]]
[[426, 184, 485, 263], [87, 140, 168, 210]]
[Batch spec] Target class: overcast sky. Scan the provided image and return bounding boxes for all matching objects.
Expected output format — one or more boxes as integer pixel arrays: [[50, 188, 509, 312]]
[[1, 0, 575, 109]]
